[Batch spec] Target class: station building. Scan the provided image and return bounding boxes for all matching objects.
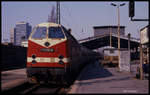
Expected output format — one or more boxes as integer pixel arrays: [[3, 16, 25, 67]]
[[93, 25, 125, 37], [93, 25, 125, 52], [140, 25, 149, 64]]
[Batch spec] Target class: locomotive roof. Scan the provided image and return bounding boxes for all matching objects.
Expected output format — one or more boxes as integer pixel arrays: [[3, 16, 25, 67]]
[[36, 22, 61, 27]]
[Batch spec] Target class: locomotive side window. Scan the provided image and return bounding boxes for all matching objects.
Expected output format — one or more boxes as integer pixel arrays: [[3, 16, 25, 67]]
[[62, 26, 70, 38], [32, 27, 47, 39], [48, 27, 65, 38]]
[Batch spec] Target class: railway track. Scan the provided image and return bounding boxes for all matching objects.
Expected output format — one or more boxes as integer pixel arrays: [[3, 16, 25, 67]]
[[2, 82, 68, 94]]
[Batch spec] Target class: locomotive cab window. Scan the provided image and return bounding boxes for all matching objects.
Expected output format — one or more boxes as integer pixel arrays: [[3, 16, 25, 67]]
[[31, 27, 47, 39], [48, 27, 65, 38]]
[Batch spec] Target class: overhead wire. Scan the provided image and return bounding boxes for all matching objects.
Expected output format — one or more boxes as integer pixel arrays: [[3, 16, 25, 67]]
[[60, 4, 71, 27], [62, 3, 82, 39]]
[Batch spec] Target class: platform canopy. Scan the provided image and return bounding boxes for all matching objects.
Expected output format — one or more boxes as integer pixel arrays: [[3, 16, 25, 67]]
[[78, 34, 140, 50]]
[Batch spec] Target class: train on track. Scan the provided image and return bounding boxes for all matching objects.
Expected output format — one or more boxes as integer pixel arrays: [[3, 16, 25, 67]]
[[101, 48, 118, 67], [26, 22, 100, 84]]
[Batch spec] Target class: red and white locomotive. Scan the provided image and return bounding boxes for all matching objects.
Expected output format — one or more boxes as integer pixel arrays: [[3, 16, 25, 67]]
[[26, 22, 99, 84]]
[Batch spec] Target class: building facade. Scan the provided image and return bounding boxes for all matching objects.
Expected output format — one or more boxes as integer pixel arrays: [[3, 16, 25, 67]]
[[10, 28, 15, 44], [140, 25, 149, 64], [93, 26, 125, 37], [13, 22, 32, 46]]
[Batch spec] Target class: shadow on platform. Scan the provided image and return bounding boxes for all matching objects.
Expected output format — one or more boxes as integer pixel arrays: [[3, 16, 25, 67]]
[[76, 76, 131, 86], [77, 63, 113, 81]]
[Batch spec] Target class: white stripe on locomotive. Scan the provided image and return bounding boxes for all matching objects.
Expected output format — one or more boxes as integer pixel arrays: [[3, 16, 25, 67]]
[[27, 57, 69, 63]]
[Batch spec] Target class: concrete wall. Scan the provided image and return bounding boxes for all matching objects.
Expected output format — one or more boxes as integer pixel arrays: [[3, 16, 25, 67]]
[[1, 44, 27, 71]]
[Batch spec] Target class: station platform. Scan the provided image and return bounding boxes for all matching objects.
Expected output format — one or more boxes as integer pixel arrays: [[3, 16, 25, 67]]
[[68, 62, 149, 94], [1, 68, 27, 91]]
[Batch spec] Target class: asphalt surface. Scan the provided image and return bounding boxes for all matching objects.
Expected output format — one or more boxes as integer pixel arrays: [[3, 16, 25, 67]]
[[1, 63, 148, 94], [68, 62, 149, 94], [1, 68, 27, 91]]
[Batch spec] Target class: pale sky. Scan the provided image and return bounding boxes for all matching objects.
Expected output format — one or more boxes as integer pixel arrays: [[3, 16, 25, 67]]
[[1, 1, 149, 43]]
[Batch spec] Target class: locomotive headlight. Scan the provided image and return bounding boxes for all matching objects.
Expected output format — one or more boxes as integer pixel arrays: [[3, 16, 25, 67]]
[[32, 60, 36, 64], [44, 42, 50, 47], [58, 55, 64, 59], [32, 54, 36, 59], [58, 60, 64, 65]]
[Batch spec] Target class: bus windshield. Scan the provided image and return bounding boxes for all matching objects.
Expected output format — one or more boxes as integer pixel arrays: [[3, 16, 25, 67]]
[[32, 27, 47, 39], [48, 27, 65, 38]]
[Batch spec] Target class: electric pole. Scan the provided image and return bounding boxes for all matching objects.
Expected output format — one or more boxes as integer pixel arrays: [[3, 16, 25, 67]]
[[56, 1, 60, 24]]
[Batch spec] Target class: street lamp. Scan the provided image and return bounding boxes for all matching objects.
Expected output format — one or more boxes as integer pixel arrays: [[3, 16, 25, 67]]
[[111, 3, 126, 69]]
